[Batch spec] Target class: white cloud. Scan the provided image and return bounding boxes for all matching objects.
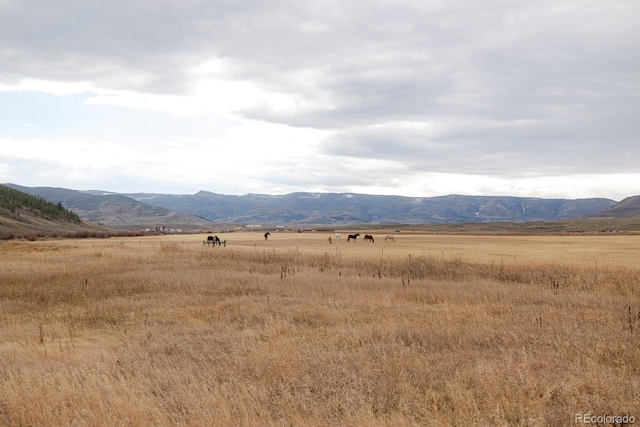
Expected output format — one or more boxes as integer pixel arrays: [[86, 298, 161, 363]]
[[0, 78, 94, 96], [1, 138, 143, 167]]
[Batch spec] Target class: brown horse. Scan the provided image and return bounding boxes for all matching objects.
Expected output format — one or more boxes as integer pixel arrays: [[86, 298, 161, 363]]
[[347, 233, 360, 242], [364, 234, 374, 243]]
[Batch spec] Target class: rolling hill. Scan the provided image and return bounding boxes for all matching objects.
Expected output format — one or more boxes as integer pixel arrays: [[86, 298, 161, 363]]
[[590, 195, 640, 218], [4, 184, 215, 231], [0, 184, 105, 235]]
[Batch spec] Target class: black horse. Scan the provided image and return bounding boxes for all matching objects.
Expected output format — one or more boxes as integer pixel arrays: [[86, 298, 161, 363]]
[[347, 233, 360, 242], [264, 232, 271, 241]]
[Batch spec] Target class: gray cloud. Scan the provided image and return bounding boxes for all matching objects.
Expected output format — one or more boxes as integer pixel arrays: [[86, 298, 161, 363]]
[[1, 0, 638, 195]]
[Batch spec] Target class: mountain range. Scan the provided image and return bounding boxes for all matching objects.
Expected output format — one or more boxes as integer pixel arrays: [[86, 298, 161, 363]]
[[5, 184, 632, 230], [124, 190, 617, 225]]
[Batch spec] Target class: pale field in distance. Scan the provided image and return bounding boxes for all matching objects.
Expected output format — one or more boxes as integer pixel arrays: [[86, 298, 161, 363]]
[[1, 232, 639, 426], [140, 231, 640, 266]]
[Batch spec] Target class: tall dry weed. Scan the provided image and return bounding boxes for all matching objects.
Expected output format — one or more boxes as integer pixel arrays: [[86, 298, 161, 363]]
[[0, 239, 638, 426]]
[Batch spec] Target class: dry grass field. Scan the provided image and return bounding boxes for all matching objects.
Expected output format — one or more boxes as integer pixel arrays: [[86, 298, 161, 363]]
[[1, 231, 639, 426]]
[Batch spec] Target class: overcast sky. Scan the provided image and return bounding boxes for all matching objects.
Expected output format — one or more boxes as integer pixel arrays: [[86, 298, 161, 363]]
[[1, 0, 638, 200]]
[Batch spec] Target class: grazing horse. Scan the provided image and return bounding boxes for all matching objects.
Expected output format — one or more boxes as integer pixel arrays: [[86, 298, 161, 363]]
[[364, 234, 374, 243], [384, 235, 395, 242], [347, 233, 360, 242], [206, 235, 221, 245], [264, 232, 270, 241], [328, 236, 333, 244], [334, 233, 342, 239]]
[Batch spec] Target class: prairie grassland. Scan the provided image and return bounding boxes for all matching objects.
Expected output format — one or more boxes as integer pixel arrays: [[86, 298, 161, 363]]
[[1, 233, 639, 426]]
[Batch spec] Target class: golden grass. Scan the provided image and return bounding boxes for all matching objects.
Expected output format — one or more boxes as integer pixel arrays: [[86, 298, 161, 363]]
[[1, 233, 639, 426]]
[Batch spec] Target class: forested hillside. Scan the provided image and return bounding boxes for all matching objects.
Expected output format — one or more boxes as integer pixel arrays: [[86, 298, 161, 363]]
[[0, 184, 81, 223]]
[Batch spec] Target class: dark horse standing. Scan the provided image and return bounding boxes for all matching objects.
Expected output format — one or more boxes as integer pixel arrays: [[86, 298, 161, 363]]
[[347, 233, 360, 242], [264, 232, 271, 241]]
